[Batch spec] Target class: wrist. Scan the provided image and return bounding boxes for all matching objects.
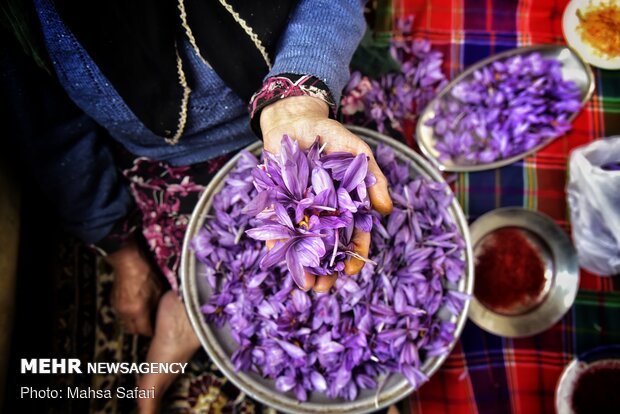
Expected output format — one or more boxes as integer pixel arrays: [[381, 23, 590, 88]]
[[248, 74, 336, 138], [260, 96, 329, 133]]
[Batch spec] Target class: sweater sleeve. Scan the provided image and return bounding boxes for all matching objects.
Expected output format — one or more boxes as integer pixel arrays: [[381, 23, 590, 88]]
[[266, 0, 367, 103], [1, 37, 134, 246]]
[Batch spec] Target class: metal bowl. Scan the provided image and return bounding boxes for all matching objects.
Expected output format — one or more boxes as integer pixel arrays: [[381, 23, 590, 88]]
[[468, 207, 580, 338], [180, 126, 474, 413], [556, 345, 620, 414], [416, 44, 595, 172]]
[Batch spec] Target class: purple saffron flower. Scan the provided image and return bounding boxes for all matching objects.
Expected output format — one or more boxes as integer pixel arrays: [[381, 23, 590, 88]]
[[191, 144, 468, 402], [246, 135, 375, 289], [247, 204, 326, 288], [201, 291, 234, 327], [426, 52, 582, 164], [340, 16, 447, 137]]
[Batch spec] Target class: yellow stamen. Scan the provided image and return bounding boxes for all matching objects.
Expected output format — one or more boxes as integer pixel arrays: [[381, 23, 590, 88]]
[[298, 214, 310, 229]]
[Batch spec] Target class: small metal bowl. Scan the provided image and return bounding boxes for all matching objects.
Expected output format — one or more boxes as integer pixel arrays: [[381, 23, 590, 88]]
[[416, 44, 595, 172], [180, 126, 474, 413], [468, 207, 579, 338], [556, 345, 620, 414]]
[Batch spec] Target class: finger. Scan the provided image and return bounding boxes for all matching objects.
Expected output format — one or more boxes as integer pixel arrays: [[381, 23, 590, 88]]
[[313, 273, 337, 293], [266, 125, 393, 215], [366, 156, 393, 215], [323, 132, 393, 215], [344, 230, 371, 276], [132, 312, 153, 336], [351, 141, 392, 215], [300, 271, 316, 291]]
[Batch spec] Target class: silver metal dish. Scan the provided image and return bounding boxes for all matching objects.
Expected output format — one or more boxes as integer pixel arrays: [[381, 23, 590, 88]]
[[180, 126, 474, 413], [556, 345, 620, 414], [416, 44, 595, 172], [468, 207, 579, 338]]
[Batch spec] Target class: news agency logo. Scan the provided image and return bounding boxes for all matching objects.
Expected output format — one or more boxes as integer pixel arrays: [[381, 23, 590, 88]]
[[21, 359, 82, 374], [20, 359, 189, 374]]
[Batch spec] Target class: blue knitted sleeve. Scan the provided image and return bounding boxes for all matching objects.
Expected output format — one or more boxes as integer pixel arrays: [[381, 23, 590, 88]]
[[266, 0, 366, 103]]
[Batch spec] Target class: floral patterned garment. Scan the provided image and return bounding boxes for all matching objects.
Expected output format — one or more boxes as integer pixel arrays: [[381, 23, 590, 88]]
[[121, 155, 230, 293], [117, 153, 280, 413], [117, 154, 402, 413]]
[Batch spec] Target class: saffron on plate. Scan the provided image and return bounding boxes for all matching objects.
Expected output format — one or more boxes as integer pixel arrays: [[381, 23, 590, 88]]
[[571, 361, 620, 414], [577, 1, 620, 60], [474, 227, 546, 313]]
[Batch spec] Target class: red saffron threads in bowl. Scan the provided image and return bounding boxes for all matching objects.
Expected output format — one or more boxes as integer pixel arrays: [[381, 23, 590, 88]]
[[571, 361, 620, 414], [474, 227, 546, 312]]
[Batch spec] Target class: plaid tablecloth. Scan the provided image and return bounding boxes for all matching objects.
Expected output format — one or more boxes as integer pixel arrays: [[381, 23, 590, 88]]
[[11, 2, 618, 413], [390, 1, 620, 413]]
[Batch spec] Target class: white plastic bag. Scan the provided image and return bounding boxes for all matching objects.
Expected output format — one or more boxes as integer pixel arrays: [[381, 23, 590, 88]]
[[567, 137, 620, 276]]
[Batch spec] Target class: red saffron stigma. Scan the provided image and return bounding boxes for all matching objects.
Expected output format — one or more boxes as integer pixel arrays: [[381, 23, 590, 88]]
[[474, 227, 546, 312]]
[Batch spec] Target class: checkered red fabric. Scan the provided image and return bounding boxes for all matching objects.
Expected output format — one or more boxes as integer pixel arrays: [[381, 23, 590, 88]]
[[389, 1, 620, 412]]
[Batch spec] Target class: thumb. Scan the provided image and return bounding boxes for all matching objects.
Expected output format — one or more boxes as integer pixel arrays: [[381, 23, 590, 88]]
[[367, 156, 393, 215], [344, 230, 371, 276]]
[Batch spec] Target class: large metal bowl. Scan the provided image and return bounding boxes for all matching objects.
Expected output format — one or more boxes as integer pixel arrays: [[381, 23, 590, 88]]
[[180, 126, 474, 413]]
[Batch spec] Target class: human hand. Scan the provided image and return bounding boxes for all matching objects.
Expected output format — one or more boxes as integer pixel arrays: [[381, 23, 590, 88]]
[[260, 95, 393, 292], [104, 237, 163, 336]]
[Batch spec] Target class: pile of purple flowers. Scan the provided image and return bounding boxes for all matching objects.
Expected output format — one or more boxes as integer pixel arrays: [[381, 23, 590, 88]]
[[340, 16, 448, 134], [425, 52, 582, 164], [192, 143, 467, 401], [243, 135, 375, 288]]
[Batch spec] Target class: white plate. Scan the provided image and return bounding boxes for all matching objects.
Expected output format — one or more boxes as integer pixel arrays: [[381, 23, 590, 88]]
[[563, 0, 620, 70]]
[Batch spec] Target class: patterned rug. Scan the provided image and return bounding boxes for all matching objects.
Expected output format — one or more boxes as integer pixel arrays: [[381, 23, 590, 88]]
[[49, 238, 276, 414]]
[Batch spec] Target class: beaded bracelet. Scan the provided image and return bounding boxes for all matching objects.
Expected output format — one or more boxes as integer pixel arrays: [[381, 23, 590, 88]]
[[248, 73, 336, 138]]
